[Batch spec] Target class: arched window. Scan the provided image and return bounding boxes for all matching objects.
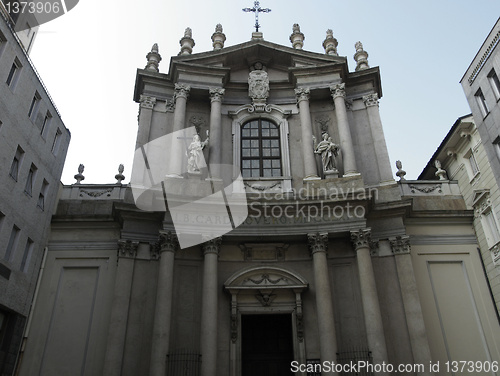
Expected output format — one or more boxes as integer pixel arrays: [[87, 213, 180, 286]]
[[241, 119, 282, 178]]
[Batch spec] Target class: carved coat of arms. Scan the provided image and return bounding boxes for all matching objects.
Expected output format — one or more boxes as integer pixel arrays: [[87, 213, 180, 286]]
[[248, 70, 269, 100]]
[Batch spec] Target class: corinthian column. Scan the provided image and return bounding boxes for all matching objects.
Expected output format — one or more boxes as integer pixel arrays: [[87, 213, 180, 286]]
[[208, 88, 225, 180], [149, 232, 179, 376], [103, 240, 139, 376], [295, 88, 320, 181], [308, 232, 338, 375], [168, 84, 190, 177], [330, 84, 357, 176], [351, 229, 389, 376], [362, 94, 393, 183], [200, 237, 222, 376], [390, 236, 434, 376]]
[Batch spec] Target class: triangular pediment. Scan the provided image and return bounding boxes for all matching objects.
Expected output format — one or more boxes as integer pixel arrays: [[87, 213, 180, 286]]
[[471, 189, 490, 208], [170, 39, 346, 70]]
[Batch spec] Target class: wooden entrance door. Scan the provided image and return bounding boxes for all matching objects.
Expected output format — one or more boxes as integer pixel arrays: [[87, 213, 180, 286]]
[[241, 314, 294, 376]]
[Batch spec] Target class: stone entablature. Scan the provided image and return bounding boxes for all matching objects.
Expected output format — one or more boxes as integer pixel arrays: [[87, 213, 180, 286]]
[[399, 180, 462, 196]]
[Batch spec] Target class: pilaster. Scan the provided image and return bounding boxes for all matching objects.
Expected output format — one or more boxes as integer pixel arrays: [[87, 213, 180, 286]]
[[200, 237, 222, 376], [136, 95, 156, 149], [168, 84, 190, 177], [330, 84, 358, 176], [390, 236, 434, 376], [208, 87, 225, 180], [362, 94, 393, 183], [295, 88, 320, 181], [149, 231, 179, 376], [351, 229, 389, 376], [307, 232, 338, 375], [103, 239, 139, 376]]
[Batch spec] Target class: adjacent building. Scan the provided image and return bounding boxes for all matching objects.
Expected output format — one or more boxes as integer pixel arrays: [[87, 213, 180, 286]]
[[15, 25, 500, 376], [419, 114, 500, 317], [0, 5, 70, 375]]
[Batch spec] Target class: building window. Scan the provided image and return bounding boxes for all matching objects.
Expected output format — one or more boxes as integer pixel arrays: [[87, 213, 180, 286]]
[[24, 164, 37, 196], [5, 57, 21, 89], [9, 146, 24, 181], [482, 209, 500, 248], [4, 225, 20, 262], [20, 238, 33, 272], [241, 119, 282, 178], [37, 179, 48, 210], [468, 152, 479, 176], [28, 91, 41, 119], [40, 111, 51, 136], [488, 69, 500, 101], [51, 128, 62, 155], [0, 31, 6, 58], [475, 89, 489, 118]]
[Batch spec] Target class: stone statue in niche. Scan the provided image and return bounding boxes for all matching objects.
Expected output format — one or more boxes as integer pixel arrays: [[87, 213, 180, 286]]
[[187, 131, 209, 174], [313, 133, 339, 175]]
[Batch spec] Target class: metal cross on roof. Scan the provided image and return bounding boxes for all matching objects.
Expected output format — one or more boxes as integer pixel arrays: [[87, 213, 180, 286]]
[[242, 1, 271, 32]]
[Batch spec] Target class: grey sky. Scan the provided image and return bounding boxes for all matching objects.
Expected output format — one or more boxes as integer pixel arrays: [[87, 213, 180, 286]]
[[29, 0, 500, 183]]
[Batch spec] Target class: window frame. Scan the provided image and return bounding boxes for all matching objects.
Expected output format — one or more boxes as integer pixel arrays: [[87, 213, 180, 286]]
[[230, 106, 293, 193], [5, 57, 22, 89], [488, 69, 500, 102], [9, 146, 24, 181], [475, 88, 490, 118], [240, 119, 282, 178]]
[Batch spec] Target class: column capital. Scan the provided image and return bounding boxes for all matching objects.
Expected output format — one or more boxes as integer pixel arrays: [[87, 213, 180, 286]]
[[350, 228, 372, 251], [209, 87, 225, 102], [117, 239, 139, 258], [174, 83, 191, 101], [362, 93, 379, 107], [295, 87, 311, 104], [139, 95, 156, 109], [330, 83, 346, 100], [307, 232, 329, 255], [202, 236, 222, 255], [158, 231, 179, 253], [389, 235, 411, 255]]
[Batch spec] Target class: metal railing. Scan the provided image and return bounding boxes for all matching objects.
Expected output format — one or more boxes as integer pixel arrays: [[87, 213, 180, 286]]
[[336, 347, 374, 376], [166, 350, 201, 376]]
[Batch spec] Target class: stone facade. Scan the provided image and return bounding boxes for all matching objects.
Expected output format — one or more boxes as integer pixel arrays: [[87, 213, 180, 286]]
[[0, 9, 69, 376], [15, 25, 500, 376]]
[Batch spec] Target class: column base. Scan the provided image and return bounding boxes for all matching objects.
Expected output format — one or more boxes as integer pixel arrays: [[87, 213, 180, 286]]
[[343, 171, 361, 178]]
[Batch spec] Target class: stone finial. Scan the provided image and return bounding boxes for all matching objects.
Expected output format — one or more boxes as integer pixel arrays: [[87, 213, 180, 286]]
[[434, 160, 448, 180], [115, 164, 125, 184], [145, 43, 162, 72], [354, 41, 369, 71], [395, 160, 406, 181], [211, 24, 226, 50], [289, 23, 305, 50], [323, 29, 338, 56], [179, 27, 195, 55], [74, 164, 85, 184]]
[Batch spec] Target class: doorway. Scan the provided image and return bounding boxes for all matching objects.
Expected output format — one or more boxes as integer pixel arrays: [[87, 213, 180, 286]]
[[241, 314, 294, 376]]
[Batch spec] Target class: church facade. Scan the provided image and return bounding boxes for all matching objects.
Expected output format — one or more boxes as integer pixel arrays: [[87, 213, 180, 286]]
[[16, 25, 500, 376]]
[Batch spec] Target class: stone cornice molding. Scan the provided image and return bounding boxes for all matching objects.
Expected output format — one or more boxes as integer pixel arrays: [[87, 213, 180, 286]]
[[350, 228, 372, 251], [158, 231, 179, 253], [139, 95, 156, 109], [117, 239, 139, 258], [295, 87, 311, 104], [174, 83, 191, 101], [307, 232, 329, 255], [330, 83, 346, 100], [362, 93, 379, 107], [209, 87, 225, 103], [202, 236, 222, 255], [389, 235, 411, 255]]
